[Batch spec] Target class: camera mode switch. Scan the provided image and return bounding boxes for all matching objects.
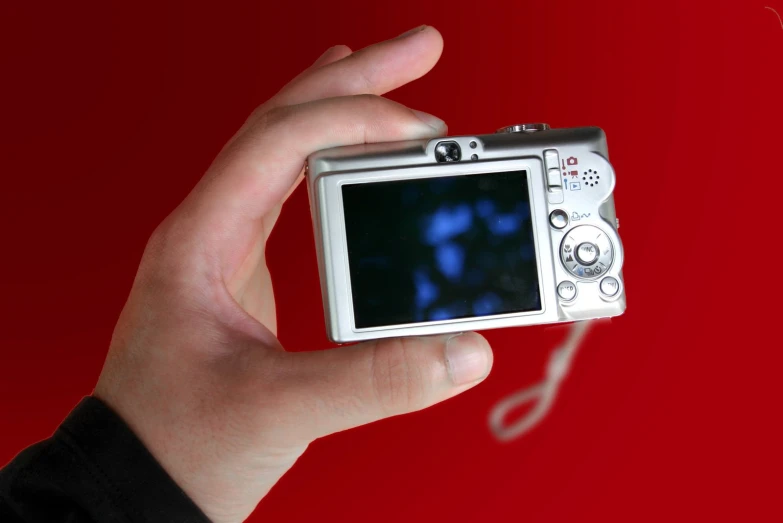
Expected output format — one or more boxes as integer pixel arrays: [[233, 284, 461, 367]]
[[544, 150, 560, 171], [544, 149, 564, 203], [547, 168, 561, 187]]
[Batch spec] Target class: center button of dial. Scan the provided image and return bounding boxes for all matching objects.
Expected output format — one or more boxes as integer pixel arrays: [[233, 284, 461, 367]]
[[576, 242, 599, 265]]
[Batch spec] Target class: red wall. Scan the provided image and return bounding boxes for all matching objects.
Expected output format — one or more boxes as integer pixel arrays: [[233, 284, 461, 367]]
[[1, 0, 779, 521]]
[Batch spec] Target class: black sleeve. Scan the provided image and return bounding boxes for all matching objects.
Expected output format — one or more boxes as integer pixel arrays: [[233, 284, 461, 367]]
[[0, 397, 212, 523]]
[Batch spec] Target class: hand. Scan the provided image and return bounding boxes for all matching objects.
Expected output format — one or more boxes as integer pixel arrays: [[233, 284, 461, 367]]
[[94, 25, 494, 523]]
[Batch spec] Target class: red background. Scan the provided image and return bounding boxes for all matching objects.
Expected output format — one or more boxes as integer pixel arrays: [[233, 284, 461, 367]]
[[1, 0, 780, 521]]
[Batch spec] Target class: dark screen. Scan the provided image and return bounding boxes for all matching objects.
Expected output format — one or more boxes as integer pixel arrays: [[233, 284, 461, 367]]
[[342, 170, 541, 329]]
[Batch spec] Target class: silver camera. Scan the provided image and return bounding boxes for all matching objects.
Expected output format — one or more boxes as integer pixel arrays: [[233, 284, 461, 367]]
[[306, 123, 626, 343]]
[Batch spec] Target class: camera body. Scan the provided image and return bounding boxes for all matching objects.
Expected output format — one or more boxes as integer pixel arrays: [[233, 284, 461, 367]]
[[306, 124, 626, 343]]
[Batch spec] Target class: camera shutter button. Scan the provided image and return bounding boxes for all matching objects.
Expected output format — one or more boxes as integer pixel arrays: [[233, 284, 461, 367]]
[[575, 242, 599, 265], [496, 123, 551, 133]]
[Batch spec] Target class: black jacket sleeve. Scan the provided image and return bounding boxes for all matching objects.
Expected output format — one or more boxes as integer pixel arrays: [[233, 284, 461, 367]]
[[0, 397, 212, 523]]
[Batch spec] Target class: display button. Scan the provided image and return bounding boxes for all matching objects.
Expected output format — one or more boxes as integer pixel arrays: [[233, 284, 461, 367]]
[[557, 281, 577, 301], [576, 242, 599, 265], [600, 277, 620, 297], [549, 209, 568, 229]]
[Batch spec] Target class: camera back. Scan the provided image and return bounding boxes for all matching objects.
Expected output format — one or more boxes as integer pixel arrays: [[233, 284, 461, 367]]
[[306, 124, 626, 343]]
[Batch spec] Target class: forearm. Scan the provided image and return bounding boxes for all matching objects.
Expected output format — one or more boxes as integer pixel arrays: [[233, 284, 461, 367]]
[[0, 397, 211, 523]]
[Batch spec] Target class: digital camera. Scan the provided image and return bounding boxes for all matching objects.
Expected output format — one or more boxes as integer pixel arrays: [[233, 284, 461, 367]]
[[306, 123, 626, 343]]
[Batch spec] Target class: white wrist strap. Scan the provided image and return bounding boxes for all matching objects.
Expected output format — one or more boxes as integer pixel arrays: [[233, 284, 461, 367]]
[[488, 320, 593, 442]]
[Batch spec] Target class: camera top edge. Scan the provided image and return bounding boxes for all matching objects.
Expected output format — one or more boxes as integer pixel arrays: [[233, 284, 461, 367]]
[[306, 125, 608, 178]]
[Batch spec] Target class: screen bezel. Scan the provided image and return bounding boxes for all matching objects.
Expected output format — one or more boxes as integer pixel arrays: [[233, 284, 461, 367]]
[[315, 157, 560, 341]]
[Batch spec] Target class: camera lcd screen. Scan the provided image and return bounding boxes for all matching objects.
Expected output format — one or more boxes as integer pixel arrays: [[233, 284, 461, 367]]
[[341, 170, 542, 329]]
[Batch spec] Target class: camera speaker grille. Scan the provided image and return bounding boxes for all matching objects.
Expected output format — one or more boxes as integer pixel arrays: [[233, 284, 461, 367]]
[[581, 169, 600, 187]]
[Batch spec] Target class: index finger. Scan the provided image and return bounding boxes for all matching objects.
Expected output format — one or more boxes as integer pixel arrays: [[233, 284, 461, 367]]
[[266, 25, 443, 109]]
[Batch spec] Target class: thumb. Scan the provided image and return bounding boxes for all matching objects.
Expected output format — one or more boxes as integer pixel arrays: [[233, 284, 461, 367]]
[[277, 332, 493, 441]]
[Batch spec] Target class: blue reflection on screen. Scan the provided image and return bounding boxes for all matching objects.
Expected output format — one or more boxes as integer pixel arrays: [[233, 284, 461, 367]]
[[435, 242, 465, 281], [473, 292, 503, 316], [487, 213, 522, 236], [342, 170, 541, 328], [413, 269, 439, 309], [475, 199, 495, 219], [423, 204, 473, 245]]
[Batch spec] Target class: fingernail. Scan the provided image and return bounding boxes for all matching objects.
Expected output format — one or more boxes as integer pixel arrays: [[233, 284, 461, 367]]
[[396, 25, 428, 39], [445, 332, 491, 386], [411, 109, 446, 132]]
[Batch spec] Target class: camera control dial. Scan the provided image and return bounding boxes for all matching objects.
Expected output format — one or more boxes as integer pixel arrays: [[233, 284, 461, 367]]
[[560, 226, 614, 280]]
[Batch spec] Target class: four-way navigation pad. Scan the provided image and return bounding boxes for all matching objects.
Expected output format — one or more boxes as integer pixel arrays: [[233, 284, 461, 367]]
[[560, 225, 614, 280]]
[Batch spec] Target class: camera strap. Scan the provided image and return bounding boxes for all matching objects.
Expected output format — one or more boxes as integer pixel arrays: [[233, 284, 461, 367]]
[[488, 320, 593, 441]]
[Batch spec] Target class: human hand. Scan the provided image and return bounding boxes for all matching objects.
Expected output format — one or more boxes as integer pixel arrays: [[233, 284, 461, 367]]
[[94, 25, 494, 523]]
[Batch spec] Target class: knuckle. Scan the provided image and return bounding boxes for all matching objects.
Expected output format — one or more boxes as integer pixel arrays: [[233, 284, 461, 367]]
[[140, 215, 217, 296], [241, 101, 275, 129], [343, 54, 376, 92], [332, 44, 351, 56], [369, 337, 429, 416], [256, 103, 295, 131], [146, 215, 177, 252], [145, 214, 189, 265], [143, 221, 178, 275]]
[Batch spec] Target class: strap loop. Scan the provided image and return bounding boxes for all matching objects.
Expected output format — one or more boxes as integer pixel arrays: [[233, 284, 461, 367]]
[[488, 321, 593, 442]]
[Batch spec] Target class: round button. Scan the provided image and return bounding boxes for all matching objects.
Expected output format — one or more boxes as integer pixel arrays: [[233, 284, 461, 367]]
[[557, 281, 577, 301], [600, 277, 620, 297], [549, 209, 568, 229], [576, 242, 599, 265]]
